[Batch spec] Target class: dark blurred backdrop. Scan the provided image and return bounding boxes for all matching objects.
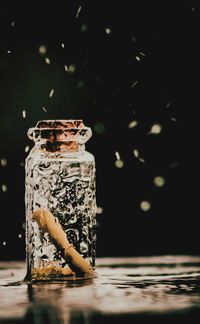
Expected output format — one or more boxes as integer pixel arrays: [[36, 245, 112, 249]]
[[0, 0, 198, 260]]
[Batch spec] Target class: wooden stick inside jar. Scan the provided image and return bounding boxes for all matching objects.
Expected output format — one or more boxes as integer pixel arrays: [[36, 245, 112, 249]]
[[32, 208, 95, 276]]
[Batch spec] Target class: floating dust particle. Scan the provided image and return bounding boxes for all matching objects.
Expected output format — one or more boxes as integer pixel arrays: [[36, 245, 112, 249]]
[[96, 206, 103, 214], [131, 36, 136, 42], [18, 234, 22, 239], [77, 80, 84, 89], [61, 43, 65, 48], [11, 21, 15, 27], [3, 241, 6, 246], [49, 89, 54, 98], [148, 124, 162, 135], [38, 45, 47, 55], [140, 200, 151, 212], [133, 149, 139, 158], [7, 50, 11, 54], [81, 24, 88, 32], [93, 75, 102, 82], [139, 158, 145, 163], [0, 158, 7, 167], [171, 117, 176, 122], [153, 176, 165, 187], [42, 106, 47, 112], [166, 102, 171, 108], [22, 110, 26, 118], [1, 184, 7, 192], [25, 146, 30, 153], [76, 5, 82, 18], [68, 64, 76, 74], [139, 52, 146, 56], [83, 58, 88, 66], [169, 162, 179, 168], [115, 151, 120, 160], [45, 57, 51, 64], [128, 120, 138, 128], [94, 122, 106, 134], [22, 222, 26, 229], [136, 56, 140, 61], [64, 64, 68, 71], [131, 81, 138, 88], [105, 28, 111, 34], [20, 162, 25, 167], [115, 159, 124, 168]]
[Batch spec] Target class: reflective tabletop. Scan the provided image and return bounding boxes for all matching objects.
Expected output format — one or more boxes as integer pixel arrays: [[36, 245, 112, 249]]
[[1, 256, 200, 323]]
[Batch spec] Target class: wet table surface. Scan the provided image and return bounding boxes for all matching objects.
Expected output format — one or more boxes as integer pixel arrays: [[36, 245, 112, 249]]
[[1, 256, 200, 323]]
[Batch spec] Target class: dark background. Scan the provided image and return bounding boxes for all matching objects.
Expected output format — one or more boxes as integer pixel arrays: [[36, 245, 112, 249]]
[[0, 0, 198, 260]]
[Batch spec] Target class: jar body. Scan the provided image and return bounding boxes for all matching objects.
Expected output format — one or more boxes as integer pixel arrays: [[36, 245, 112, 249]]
[[25, 146, 96, 280]]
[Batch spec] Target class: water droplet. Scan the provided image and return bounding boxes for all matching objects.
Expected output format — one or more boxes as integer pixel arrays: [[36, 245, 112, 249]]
[[115, 160, 124, 168], [153, 176, 165, 187], [96, 206, 103, 214], [77, 80, 84, 89], [1, 184, 7, 192], [76, 5, 82, 18], [81, 24, 88, 32], [115, 151, 120, 160], [38, 45, 47, 55], [140, 200, 151, 212], [45, 57, 51, 64], [171, 117, 176, 122], [131, 81, 138, 88], [128, 120, 138, 128], [105, 28, 111, 34], [148, 124, 162, 135], [68, 64, 76, 74], [49, 89, 54, 98], [25, 146, 30, 153], [94, 122, 106, 134], [169, 162, 179, 168], [133, 149, 139, 158], [22, 110, 26, 118], [0, 158, 7, 167]]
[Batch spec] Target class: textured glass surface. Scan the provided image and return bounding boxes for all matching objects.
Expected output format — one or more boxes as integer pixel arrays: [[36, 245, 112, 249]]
[[25, 120, 96, 280]]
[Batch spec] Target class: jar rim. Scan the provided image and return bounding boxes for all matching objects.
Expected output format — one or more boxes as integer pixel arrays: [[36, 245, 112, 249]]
[[36, 119, 84, 129]]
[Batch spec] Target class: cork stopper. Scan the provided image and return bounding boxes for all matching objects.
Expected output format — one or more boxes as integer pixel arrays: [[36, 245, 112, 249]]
[[27, 120, 92, 152], [27, 120, 92, 143]]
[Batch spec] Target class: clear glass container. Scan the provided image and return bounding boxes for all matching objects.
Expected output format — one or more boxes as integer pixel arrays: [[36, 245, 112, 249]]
[[25, 120, 96, 280]]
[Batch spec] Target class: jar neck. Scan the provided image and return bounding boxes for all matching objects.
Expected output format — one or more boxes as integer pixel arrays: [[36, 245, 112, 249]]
[[35, 141, 85, 153]]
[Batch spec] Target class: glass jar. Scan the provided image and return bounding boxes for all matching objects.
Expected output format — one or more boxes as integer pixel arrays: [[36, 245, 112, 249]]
[[25, 120, 96, 280]]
